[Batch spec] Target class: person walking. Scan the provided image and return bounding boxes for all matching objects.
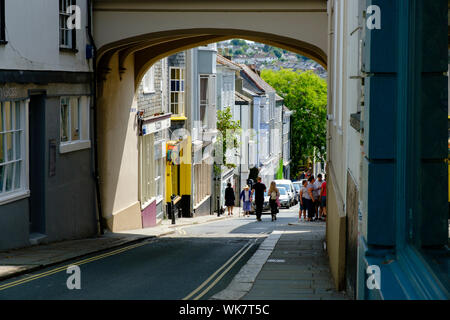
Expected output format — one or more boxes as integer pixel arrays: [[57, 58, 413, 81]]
[[298, 179, 308, 221], [251, 177, 266, 222], [313, 174, 324, 221], [268, 181, 280, 222], [320, 175, 327, 220], [305, 176, 316, 221], [240, 185, 252, 217], [224, 183, 235, 216]]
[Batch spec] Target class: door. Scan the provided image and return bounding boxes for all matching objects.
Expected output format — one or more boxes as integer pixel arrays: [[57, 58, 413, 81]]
[[28, 94, 46, 234]]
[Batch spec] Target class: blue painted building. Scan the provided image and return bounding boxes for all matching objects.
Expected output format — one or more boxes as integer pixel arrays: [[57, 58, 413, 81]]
[[327, 0, 449, 299]]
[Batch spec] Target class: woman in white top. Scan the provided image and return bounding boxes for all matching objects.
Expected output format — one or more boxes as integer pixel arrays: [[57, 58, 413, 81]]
[[299, 180, 308, 221], [268, 181, 280, 222]]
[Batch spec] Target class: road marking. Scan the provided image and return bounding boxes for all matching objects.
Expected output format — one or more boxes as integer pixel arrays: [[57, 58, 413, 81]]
[[182, 240, 254, 300], [192, 241, 255, 300], [0, 241, 149, 291]]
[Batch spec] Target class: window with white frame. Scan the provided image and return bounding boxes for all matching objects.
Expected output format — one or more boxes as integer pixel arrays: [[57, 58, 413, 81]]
[[0, 100, 28, 201], [60, 96, 90, 153], [140, 133, 165, 209], [59, 0, 76, 50], [143, 66, 155, 94], [170, 67, 185, 116], [199, 74, 216, 128]]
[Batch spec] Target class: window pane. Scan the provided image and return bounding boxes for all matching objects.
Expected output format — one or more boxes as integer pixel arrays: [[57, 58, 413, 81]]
[[4, 101, 11, 131], [0, 133, 3, 163], [15, 132, 21, 160], [171, 81, 176, 92], [5, 163, 13, 192], [0, 102, 3, 132], [6, 132, 12, 162], [70, 97, 80, 141], [15, 101, 21, 130], [14, 161, 21, 189], [0, 165, 3, 192], [171, 68, 176, 79], [61, 99, 69, 142], [181, 80, 184, 92]]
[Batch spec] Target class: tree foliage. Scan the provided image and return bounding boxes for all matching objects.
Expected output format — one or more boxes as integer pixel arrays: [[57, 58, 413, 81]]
[[214, 106, 241, 176], [261, 69, 327, 179]]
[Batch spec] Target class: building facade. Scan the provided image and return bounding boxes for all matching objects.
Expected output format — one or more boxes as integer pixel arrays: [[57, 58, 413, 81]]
[[0, 0, 97, 249], [327, 0, 449, 299], [136, 59, 170, 228]]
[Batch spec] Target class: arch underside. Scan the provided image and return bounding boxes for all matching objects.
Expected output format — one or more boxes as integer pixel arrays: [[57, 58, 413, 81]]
[[96, 29, 328, 87]]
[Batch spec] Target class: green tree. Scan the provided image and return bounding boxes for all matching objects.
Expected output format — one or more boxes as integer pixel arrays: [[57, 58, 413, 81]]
[[214, 106, 241, 176], [273, 49, 282, 59], [230, 39, 247, 46], [261, 69, 327, 179]]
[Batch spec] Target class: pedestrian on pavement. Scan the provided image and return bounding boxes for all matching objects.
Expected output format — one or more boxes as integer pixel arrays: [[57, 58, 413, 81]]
[[299, 179, 308, 221], [321, 175, 327, 220], [268, 181, 280, 222], [314, 174, 324, 221], [305, 176, 316, 221], [251, 177, 266, 222], [224, 182, 235, 216], [240, 185, 252, 217]]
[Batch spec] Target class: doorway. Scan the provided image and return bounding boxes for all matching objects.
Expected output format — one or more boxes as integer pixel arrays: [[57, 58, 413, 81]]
[[28, 93, 46, 234]]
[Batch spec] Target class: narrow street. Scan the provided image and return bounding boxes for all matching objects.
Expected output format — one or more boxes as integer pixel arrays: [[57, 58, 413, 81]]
[[0, 206, 301, 300]]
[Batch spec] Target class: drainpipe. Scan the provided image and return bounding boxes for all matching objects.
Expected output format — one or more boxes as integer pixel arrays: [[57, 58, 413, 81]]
[[87, 0, 104, 235]]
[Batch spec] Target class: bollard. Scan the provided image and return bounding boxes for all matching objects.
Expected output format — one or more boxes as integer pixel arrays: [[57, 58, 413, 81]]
[[171, 195, 176, 225]]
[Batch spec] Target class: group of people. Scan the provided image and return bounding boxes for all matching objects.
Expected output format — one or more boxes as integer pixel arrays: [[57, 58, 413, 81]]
[[223, 177, 283, 222], [298, 173, 327, 222], [224, 173, 327, 223]]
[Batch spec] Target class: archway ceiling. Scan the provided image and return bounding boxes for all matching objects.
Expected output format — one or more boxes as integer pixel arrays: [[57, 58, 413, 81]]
[[97, 29, 328, 86]]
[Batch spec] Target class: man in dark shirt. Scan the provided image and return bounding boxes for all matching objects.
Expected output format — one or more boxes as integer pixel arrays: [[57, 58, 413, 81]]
[[252, 177, 266, 221]]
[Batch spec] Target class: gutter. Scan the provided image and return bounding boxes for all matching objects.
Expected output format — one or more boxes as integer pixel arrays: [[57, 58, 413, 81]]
[[87, 0, 105, 235]]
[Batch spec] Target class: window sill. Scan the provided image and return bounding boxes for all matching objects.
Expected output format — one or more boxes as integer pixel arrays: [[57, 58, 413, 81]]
[[0, 189, 30, 206], [59, 47, 79, 54], [143, 90, 156, 95], [59, 140, 91, 154], [0, 40, 8, 45]]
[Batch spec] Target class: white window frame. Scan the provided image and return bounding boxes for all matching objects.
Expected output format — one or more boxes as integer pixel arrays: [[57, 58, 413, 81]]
[[59, 96, 91, 153], [59, 0, 76, 49], [170, 67, 185, 116], [0, 99, 30, 205], [142, 66, 155, 94]]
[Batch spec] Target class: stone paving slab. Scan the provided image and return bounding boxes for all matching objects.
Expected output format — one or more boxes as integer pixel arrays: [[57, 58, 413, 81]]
[[242, 223, 349, 300]]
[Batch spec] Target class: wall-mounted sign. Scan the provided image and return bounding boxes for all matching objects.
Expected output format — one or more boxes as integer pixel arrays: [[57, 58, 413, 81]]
[[142, 117, 170, 136]]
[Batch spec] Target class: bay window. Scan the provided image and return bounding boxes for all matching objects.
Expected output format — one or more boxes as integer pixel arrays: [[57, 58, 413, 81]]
[[0, 100, 28, 203]]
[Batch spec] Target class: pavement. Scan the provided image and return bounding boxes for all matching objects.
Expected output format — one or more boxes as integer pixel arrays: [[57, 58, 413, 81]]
[[0, 208, 238, 282], [211, 219, 350, 300]]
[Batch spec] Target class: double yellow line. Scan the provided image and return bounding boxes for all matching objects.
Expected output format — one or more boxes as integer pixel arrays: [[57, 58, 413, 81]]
[[182, 239, 255, 300], [0, 241, 149, 291]]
